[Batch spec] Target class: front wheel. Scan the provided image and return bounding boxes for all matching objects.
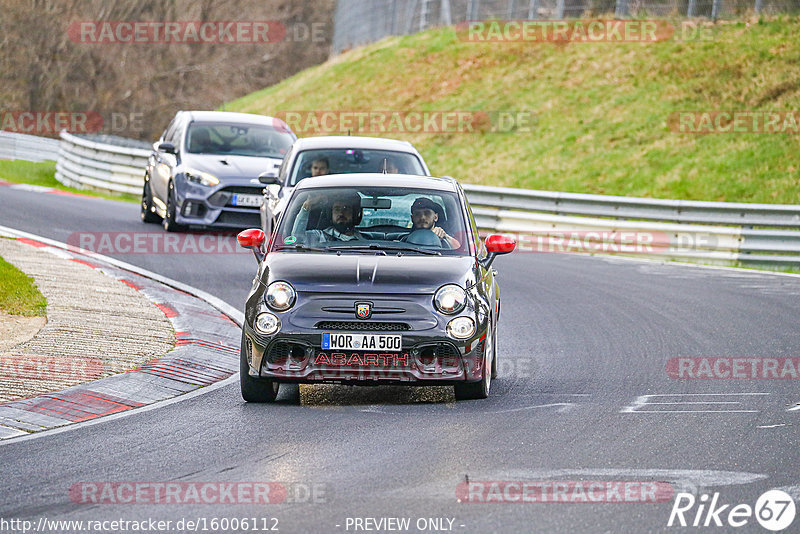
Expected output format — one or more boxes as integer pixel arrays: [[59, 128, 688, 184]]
[[141, 178, 160, 223], [454, 332, 492, 400], [162, 181, 185, 232], [240, 332, 279, 403]]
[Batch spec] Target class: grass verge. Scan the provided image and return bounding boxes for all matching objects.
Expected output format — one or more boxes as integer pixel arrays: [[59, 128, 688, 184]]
[[226, 16, 800, 204], [0, 253, 47, 316], [0, 160, 138, 203]]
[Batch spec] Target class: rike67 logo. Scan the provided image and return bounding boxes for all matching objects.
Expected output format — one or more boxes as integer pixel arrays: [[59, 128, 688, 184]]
[[668, 490, 796, 531]]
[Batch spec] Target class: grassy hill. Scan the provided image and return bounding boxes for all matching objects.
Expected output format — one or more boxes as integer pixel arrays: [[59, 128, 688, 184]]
[[226, 16, 800, 204]]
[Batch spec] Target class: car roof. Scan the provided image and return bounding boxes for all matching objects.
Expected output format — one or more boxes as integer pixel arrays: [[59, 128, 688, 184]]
[[180, 111, 292, 129], [289, 136, 418, 152], [294, 173, 459, 192]]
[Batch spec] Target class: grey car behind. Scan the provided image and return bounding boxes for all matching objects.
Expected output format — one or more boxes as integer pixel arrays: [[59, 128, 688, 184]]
[[141, 111, 297, 231]]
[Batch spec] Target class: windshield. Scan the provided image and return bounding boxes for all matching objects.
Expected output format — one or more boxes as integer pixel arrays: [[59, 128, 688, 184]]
[[272, 186, 469, 255], [185, 122, 294, 158], [289, 149, 426, 186]]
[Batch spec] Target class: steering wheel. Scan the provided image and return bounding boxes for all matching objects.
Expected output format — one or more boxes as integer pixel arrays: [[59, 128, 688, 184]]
[[404, 229, 443, 248]]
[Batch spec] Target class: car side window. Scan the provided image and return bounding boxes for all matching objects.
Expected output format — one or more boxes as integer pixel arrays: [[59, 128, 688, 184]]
[[167, 121, 184, 148], [162, 118, 178, 143], [278, 146, 294, 185], [465, 198, 484, 258]]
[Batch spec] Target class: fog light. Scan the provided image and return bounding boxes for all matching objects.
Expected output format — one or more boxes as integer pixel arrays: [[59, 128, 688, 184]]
[[182, 202, 193, 216], [447, 317, 475, 339], [255, 312, 280, 335]]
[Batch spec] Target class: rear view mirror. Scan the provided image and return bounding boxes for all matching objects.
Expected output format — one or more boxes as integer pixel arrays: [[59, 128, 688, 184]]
[[361, 197, 392, 209]]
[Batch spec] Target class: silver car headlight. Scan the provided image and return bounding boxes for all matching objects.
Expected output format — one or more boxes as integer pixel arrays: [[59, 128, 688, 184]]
[[184, 169, 220, 187], [434, 284, 467, 315], [266, 281, 296, 311]]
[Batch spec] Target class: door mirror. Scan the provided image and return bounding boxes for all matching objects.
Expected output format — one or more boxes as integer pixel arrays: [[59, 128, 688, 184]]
[[158, 142, 177, 154], [238, 229, 266, 262], [482, 234, 516, 268], [258, 170, 279, 185]]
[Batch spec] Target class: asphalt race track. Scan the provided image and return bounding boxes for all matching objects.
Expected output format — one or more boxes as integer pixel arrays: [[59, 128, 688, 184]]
[[1, 186, 798, 533]]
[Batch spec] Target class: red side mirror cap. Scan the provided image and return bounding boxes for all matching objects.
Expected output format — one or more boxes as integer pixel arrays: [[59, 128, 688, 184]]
[[485, 234, 516, 254], [237, 229, 265, 248]]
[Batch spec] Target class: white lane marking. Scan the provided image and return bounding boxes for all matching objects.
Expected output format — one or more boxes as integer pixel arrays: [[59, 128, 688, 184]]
[[621, 393, 768, 413], [757, 424, 787, 428], [788, 405, 800, 412]]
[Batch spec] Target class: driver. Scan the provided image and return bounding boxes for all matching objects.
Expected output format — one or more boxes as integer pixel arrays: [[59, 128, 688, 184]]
[[311, 157, 329, 177], [190, 127, 214, 152], [291, 191, 365, 243], [400, 197, 461, 249]]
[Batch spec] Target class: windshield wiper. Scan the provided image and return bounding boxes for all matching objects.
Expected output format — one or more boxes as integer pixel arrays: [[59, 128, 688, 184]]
[[274, 244, 330, 253], [325, 244, 387, 256], [328, 243, 441, 256]]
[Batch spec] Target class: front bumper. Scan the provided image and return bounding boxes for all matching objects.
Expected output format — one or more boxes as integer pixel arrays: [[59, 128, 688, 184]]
[[174, 180, 263, 229], [242, 323, 488, 386]]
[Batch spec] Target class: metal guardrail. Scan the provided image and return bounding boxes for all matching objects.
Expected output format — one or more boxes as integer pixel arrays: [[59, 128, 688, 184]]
[[463, 184, 800, 267], [55, 131, 149, 195], [0, 131, 60, 162], [12, 132, 797, 268]]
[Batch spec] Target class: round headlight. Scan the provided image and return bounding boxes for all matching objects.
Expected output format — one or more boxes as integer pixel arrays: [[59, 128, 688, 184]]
[[447, 317, 475, 339], [255, 312, 280, 335], [434, 284, 467, 314], [266, 281, 296, 311]]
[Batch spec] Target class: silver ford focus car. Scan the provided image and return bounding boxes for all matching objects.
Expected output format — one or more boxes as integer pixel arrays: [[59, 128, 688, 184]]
[[141, 111, 296, 231]]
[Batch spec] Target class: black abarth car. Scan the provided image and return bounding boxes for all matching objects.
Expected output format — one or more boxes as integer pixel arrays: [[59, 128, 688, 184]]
[[237, 174, 515, 402]]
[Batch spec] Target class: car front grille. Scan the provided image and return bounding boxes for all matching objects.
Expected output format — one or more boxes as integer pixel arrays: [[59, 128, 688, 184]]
[[215, 211, 261, 227], [315, 321, 411, 331]]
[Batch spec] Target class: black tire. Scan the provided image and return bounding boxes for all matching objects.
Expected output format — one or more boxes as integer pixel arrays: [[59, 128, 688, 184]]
[[141, 178, 160, 223], [491, 321, 498, 380], [455, 328, 492, 400], [162, 181, 185, 232], [240, 332, 280, 403]]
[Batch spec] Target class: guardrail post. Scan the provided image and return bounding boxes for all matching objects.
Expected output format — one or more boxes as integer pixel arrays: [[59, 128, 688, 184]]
[[508, 0, 517, 18], [615, 0, 628, 17], [754, 0, 763, 14], [440, 0, 452, 25], [711, 0, 722, 20], [556, 0, 565, 18], [687, 0, 697, 16], [527, 0, 539, 19], [468, 0, 479, 20]]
